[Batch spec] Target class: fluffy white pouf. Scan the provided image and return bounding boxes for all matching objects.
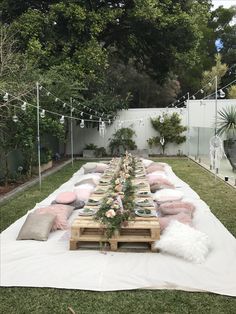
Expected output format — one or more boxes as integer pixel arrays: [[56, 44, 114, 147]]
[[154, 220, 211, 263]]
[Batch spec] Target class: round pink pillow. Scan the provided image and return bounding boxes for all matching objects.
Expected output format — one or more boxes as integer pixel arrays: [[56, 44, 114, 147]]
[[55, 191, 77, 204]]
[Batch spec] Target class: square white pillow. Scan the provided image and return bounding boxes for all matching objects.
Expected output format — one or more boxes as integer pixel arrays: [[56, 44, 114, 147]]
[[154, 220, 211, 263]]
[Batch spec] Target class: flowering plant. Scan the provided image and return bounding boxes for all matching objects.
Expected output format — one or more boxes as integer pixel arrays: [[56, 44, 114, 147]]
[[94, 152, 136, 238]]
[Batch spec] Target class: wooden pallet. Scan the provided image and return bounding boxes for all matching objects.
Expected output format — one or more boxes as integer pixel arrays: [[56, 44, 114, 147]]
[[70, 216, 160, 252]]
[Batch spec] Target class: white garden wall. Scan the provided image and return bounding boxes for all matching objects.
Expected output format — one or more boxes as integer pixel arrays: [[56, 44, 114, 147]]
[[66, 99, 236, 156]]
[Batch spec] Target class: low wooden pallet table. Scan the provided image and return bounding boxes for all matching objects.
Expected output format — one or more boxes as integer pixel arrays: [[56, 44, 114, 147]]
[[70, 216, 160, 252]]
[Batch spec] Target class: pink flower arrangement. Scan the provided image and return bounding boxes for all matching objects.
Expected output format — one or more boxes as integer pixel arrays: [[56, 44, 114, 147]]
[[105, 209, 116, 218]]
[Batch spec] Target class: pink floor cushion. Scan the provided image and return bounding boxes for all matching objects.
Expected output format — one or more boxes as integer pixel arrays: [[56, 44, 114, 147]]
[[150, 178, 175, 192], [159, 212, 192, 231], [159, 201, 196, 216], [146, 164, 166, 174], [147, 173, 167, 185], [35, 204, 74, 231], [153, 189, 184, 203], [73, 184, 94, 201], [55, 191, 77, 204]]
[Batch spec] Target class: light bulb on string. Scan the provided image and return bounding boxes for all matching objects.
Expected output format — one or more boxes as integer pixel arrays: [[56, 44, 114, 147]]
[[108, 119, 111, 125], [80, 112, 83, 117], [219, 89, 225, 98], [55, 98, 58, 102], [90, 115, 92, 119], [3, 92, 8, 101], [12, 114, 18, 123], [21, 102, 27, 111], [89, 108, 92, 112], [63, 103, 66, 108], [159, 115, 164, 123], [160, 136, 165, 146], [200, 89, 204, 94], [71, 107, 74, 112], [46, 92, 50, 96], [192, 95, 196, 100], [183, 96, 185, 100], [80, 119, 85, 128], [39, 86, 43, 90], [40, 109, 45, 118], [208, 82, 212, 87], [99, 117, 102, 122], [59, 115, 65, 124]]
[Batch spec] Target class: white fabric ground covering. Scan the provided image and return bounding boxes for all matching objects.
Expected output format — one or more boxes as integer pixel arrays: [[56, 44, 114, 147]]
[[1, 166, 236, 296]]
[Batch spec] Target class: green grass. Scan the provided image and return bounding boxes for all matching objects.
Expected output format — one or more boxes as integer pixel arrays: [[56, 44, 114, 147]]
[[1, 158, 236, 314]]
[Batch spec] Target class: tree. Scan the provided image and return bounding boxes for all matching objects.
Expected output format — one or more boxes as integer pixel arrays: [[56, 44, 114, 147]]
[[147, 113, 187, 154], [201, 54, 228, 94], [228, 85, 236, 99], [108, 128, 137, 156]]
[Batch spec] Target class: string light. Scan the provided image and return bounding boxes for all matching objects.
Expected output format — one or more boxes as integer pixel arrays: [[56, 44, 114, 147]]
[[160, 136, 165, 146], [3, 93, 8, 101], [219, 89, 225, 98], [59, 115, 65, 124], [12, 114, 18, 123], [90, 115, 92, 119], [80, 119, 85, 128], [55, 98, 58, 102], [63, 103, 66, 108], [21, 102, 27, 111], [40, 109, 45, 118], [80, 112, 83, 117]]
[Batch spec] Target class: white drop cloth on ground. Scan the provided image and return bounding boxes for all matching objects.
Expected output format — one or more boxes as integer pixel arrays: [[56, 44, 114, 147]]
[[1, 167, 236, 296]]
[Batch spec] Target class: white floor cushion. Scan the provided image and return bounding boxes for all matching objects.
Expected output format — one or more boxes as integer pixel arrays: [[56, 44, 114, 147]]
[[154, 220, 211, 263]]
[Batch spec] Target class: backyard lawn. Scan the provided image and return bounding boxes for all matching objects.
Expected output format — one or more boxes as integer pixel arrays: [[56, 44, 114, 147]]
[[1, 158, 236, 314]]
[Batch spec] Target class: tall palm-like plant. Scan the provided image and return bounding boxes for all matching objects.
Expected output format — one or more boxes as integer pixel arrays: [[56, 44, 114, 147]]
[[217, 106, 236, 139], [217, 106, 236, 171]]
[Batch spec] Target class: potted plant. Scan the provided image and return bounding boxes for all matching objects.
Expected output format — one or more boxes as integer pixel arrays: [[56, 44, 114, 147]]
[[83, 143, 98, 158], [217, 106, 236, 171], [32, 147, 53, 173]]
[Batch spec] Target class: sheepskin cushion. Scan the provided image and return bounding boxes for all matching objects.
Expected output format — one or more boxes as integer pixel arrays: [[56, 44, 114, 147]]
[[141, 158, 154, 168], [55, 191, 76, 204], [83, 162, 98, 173], [146, 163, 166, 174], [17, 212, 56, 241], [158, 212, 192, 231], [74, 173, 101, 187], [153, 189, 184, 203], [35, 204, 74, 231], [155, 221, 211, 263], [159, 201, 195, 216], [95, 163, 109, 173], [83, 163, 108, 174]]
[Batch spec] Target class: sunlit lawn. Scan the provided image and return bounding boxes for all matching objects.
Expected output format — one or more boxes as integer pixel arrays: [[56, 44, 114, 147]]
[[1, 158, 236, 314]]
